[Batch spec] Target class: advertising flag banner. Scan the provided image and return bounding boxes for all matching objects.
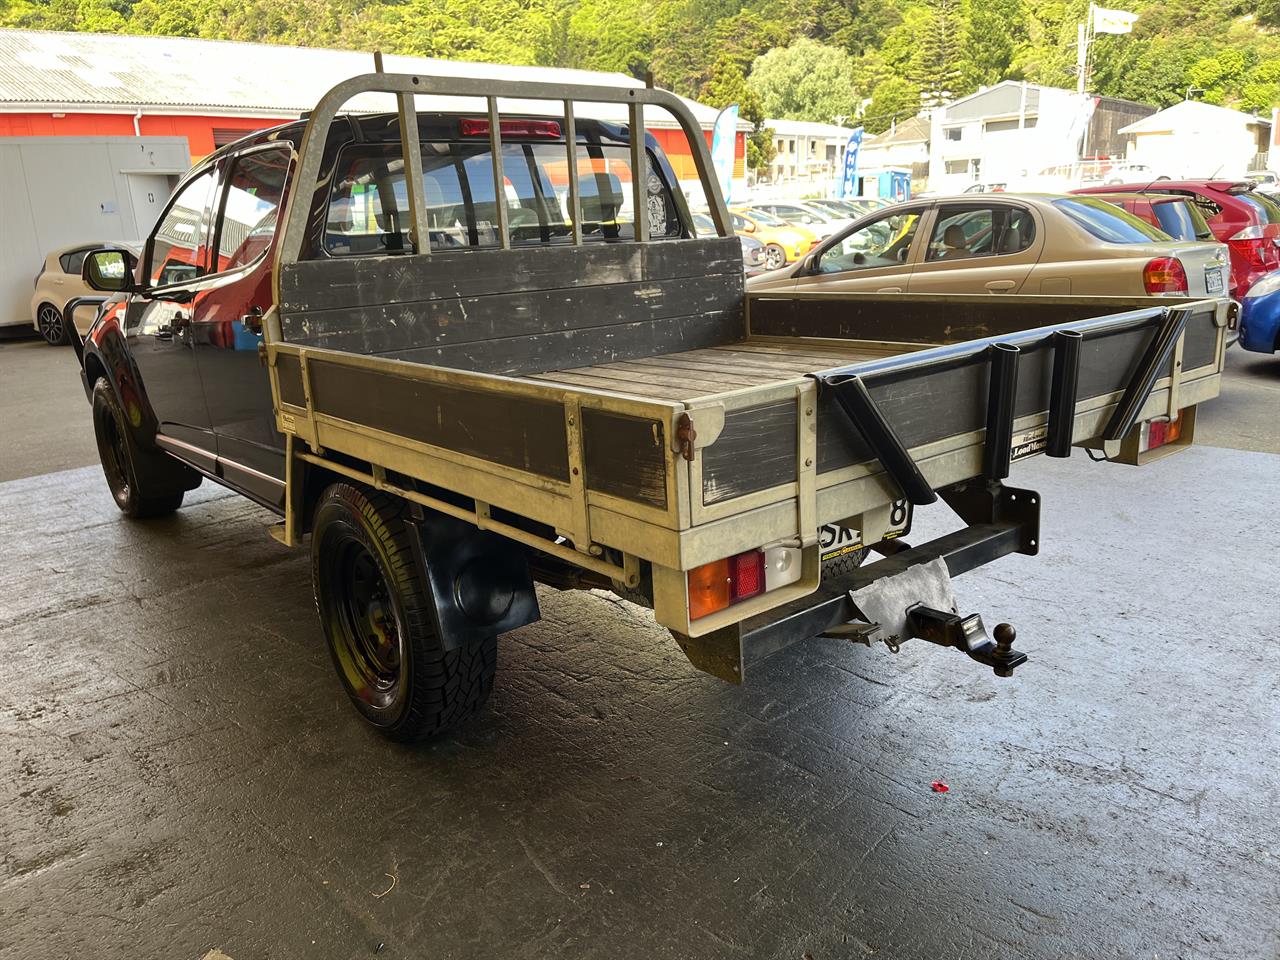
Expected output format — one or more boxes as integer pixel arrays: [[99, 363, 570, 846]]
[[837, 128, 864, 198], [711, 105, 739, 203]]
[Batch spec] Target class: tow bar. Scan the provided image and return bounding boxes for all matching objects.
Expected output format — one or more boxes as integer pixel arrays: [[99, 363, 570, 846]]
[[820, 555, 1028, 678]]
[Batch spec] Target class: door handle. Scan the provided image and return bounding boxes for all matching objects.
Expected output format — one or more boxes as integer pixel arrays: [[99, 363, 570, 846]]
[[877, 286, 904, 293], [986, 280, 1017, 293], [242, 306, 264, 335]]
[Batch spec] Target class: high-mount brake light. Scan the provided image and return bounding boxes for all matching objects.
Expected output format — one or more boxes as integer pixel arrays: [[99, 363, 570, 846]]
[[1142, 257, 1188, 295], [459, 118, 562, 139]]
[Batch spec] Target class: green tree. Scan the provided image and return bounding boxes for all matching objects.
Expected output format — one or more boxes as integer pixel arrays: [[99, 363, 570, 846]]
[[564, 0, 654, 75], [701, 54, 776, 170], [909, 0, 968, 106], [747, 38, 856, 123], [862, 76, 920, 133]]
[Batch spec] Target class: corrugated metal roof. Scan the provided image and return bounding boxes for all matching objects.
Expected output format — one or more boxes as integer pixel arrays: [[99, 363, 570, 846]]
[[0, 29, 734, 129]]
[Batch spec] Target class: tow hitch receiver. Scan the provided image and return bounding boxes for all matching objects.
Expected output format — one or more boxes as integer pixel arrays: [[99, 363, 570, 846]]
[[821, 556, 1028, 677], [906, 606, 1027, 677]]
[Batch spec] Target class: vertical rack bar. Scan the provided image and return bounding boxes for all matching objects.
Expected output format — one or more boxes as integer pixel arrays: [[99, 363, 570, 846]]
[[397, 90, 429, 255], [564, 100, 582, 246], [629, 99, 649, 242], [1046, 330, 1082, 458], [487, 96, 510, 249], [983, 342, 1021, 480]]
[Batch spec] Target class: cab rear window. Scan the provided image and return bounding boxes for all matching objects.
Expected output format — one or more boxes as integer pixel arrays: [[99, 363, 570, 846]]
[[1053, 197, 1170, 243], [323, 140, 681, 256]]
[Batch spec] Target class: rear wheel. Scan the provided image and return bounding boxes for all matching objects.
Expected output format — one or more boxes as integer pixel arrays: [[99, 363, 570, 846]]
[[764, 243, 787, 270], [91, 378, 186, 518], [311, 483, 497, 741], [37, 303, 70, 346]]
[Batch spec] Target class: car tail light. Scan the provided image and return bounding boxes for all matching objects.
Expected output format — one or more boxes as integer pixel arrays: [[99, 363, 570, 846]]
[[1228, 224, 1280, 271], [1143, 257, 1188, 295], [728, 550, 765, 603], [459, 118, 562, 138], [1140, 411, 1185, 453], [689, 546, 799, 620]]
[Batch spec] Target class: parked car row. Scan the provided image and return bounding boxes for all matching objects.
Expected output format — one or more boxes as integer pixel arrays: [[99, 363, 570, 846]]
[[1074, 179, 1280, 353], [748, 193, 1228, 298], [729, 180, 1278, 354]]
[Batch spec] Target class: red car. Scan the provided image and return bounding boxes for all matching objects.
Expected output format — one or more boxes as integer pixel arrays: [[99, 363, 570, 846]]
[[1073, 180, 1280, 298]]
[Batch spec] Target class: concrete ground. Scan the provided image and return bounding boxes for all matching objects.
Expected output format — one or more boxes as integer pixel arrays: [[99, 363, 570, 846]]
[[1, 336, 1277, 959]]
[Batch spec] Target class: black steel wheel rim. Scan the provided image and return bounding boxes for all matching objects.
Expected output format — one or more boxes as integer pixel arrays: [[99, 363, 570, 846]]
[[98, 405, 131, 502], [38, 305, 63, 344], [327, 536, 403, 709]]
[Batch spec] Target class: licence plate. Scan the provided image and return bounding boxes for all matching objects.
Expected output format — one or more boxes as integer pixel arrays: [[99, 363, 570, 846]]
[[820, 499, 913, 561], [1205, 266, 1224, 294]]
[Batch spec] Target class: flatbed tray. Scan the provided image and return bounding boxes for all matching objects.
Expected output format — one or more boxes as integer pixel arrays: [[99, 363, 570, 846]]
[[529, 339, 928, 402]]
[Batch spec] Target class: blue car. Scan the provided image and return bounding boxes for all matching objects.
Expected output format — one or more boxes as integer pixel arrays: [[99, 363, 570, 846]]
[[1240, 272, 1280, 353]]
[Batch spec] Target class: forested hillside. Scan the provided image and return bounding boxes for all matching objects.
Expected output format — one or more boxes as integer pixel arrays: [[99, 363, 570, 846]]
[[4, 0, 1278, 152]]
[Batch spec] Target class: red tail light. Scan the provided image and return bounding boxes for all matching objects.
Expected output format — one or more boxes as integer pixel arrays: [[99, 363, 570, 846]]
[[1228, 225, 1280, 271], [728, 550, 765, 603], [688, 549, 769, 619], [459, 118, 562, 139], [1143, 257, 1188, 295]]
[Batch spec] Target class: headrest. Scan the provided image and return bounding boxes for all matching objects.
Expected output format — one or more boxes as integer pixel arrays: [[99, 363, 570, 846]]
[[943, 224, 967, 248], [579, 172, 624, 221], [1001, 226, 1022, 253]]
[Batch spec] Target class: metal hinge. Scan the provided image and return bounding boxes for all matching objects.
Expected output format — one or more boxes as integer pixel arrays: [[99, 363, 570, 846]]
[[676, 412, 697, 462]]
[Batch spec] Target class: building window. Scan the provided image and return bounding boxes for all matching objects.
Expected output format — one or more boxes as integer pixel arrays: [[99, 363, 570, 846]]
[[945, 128, 962, 141], [984, 117, 1038, 133], [945, 159, 971, 175], [788, 140, 796, 153]]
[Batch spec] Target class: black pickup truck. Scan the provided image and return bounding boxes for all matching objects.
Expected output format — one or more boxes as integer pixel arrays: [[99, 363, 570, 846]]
[[74, 72, 1230, 741]]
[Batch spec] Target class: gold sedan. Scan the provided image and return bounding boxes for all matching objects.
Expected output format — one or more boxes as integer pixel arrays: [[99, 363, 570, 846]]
[[747, 194, 1229, 298]]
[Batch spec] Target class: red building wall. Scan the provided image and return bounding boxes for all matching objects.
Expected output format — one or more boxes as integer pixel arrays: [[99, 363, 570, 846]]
[[0, 112, 744, 175], [0, 112, 295, 159]]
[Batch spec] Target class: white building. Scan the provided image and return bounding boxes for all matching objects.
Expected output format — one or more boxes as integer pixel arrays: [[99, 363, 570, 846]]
[[1120, 100, 1272, 179], [928, 81, 1154, 193], [762, 118, 863, 192], [858, 115, 930, 188]]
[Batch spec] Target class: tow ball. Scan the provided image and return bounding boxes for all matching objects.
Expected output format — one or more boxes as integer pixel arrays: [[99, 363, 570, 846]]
[[905, 606, 1027, 678], [819, 557, 1028, 677]]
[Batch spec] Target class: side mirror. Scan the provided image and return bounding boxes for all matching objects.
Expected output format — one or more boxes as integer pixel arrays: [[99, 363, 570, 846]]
[[802, 255, 817, 274], [82, 248, 137, 293]]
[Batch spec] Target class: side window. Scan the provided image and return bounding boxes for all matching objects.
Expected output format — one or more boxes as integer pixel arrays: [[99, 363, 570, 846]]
[[60, 249, 90, 275], [817, 211, 921, 274], [214, 148, 290, 272], [147, 170, 215, 287], [925, 205, 1035, 261], [1168, 190, 1223, 222], [730, 213, 750, 232]]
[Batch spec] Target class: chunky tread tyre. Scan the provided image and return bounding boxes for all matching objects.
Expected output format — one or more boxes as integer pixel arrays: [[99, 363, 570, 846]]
[[311, 482, 496, 742], [91, 378, 186, 519]]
